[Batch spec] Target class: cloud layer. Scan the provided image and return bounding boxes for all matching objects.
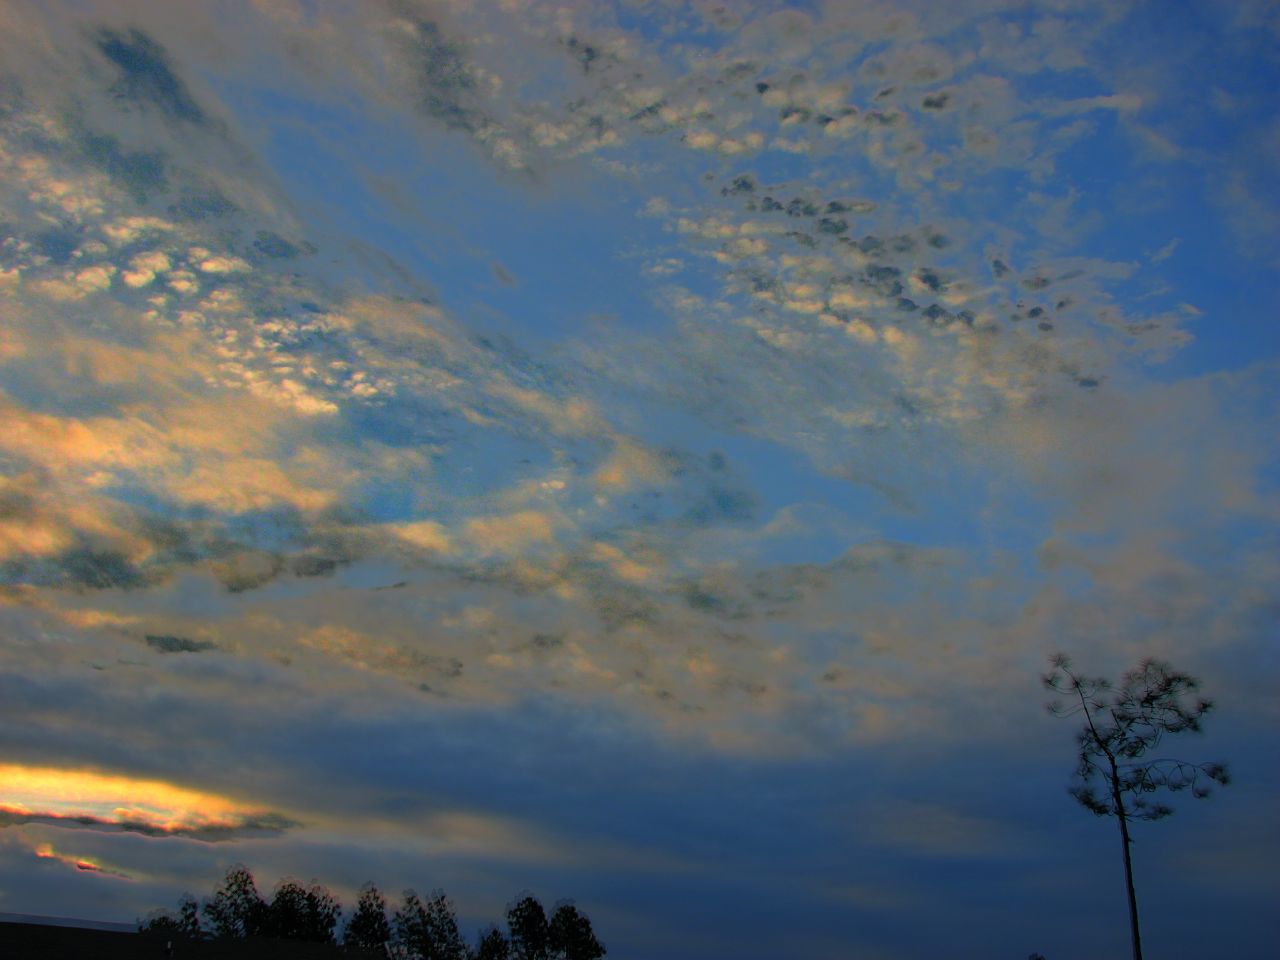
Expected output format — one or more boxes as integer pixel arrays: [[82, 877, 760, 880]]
[[0, 2, 1276, 958]]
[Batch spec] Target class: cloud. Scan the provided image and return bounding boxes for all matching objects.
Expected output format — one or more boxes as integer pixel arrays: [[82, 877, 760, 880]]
[[862, 801, 1035, 860], [31, 840, 132, 879], [144, 634, 216, 654], [0, 764, 295, 841], [0, 5, 1275, 955], [96, 28, 206, 124]]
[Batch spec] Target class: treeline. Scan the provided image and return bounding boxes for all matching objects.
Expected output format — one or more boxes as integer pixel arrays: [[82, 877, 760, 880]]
[[140, 865, 604, 960]]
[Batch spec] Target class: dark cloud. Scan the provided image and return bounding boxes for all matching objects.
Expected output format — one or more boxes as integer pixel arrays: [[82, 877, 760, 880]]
[[63, 550, 147, 590], [406, 20, 481, 133], [591, 586, 661, 631], [863, 263, 903, 297], [785, 197, 821, 218], [490, 261, 516, 286], [169, 186, 234, 220], [677, 580, 749, 620], [95, 28, 205, 124], [144, 634, 216, 654], [74, 128, 167, 203], [2, 549, 147, 592], [563, 35, 603, 75], [0, 810, 295, 842], [524, 632, 564, 653], [291, 555, 338, 579], [30, 227, 81, 264], [922, 303, 954, 327], [252, 231, 303, 260], [916, 268, 947, 293]]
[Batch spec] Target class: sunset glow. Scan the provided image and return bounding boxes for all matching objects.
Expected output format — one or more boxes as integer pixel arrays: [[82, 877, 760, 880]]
[[0, 764, 274, 835], [33, 841, 122, 877]]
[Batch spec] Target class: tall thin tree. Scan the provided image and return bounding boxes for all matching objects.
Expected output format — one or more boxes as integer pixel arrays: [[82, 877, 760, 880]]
[[1044, 655, 1229, 960]]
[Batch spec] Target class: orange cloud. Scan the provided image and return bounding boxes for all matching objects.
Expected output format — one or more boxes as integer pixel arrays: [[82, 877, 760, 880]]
[[0, 764, 289, 838], [33, 842, 129, 878]]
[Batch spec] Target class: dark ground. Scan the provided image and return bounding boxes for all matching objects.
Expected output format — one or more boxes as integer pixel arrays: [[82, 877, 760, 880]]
[[0, 921, 384, 959]]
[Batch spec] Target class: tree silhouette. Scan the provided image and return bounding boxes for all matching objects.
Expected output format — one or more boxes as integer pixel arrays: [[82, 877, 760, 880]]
[[140, 869, 600, 959], [203, 864, 267, 938], [138, 893, 203, 938], [262, 878, 341, 942], [1044, 654, 1230, 960], [395, 889, 466, 960], [506, 896, 549, 960], [473, 925, 511, 960], [394, 891, 431, 958], [547, 903, 605, 960], [423, 890, 466, 960], [176, 894, 203, 938], [345, 883, 392, 950]]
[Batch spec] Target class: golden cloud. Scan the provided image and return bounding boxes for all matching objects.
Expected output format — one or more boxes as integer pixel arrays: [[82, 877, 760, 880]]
[[33, 841, 129, 878], [0, 764, 289, 838]]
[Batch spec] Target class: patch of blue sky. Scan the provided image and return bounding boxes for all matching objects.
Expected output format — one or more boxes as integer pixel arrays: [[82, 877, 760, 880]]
[[609, 2, 745, 52], [342, 476, 428, 527], [0, 363, 128, 420], [334, 388, 459, 451], [213, 82, 699, 375], [205, 85, 439, 294], [218, 507, 310, 552], [740, 146, 828, 186], [432, 188, 674, 342], [418, 435, 563, 512], [614, 380, 1029, 571], [1045, 119, 1272, 377]]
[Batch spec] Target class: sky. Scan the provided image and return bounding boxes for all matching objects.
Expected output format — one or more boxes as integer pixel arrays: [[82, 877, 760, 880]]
[[0, 1, 1277, 957]]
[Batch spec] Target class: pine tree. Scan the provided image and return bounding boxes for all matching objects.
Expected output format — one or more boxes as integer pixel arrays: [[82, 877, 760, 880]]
[[548, 903, 605, 960], [473, 925, 510, 960], [506, 896, 549, 960], [345, 883, 392, 949], [1044, 655, 1230, 960]]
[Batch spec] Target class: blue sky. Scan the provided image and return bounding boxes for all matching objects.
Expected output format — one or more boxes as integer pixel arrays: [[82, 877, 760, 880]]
[[0, 2, 1277, 957]]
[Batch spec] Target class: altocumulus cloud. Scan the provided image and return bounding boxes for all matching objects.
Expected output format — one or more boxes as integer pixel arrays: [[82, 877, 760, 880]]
[[0, 3, 1277, 959]]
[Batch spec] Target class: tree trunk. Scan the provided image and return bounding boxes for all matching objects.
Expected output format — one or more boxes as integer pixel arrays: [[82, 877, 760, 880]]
[[1112, 763, 1142, 960]]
